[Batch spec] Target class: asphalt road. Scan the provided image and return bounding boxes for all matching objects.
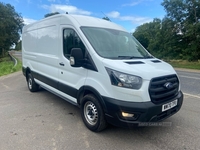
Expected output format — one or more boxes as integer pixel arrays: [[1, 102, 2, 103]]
[[0, 53, 200, 150], [176, 69, 200, 97], [12, 51, 22, 61]]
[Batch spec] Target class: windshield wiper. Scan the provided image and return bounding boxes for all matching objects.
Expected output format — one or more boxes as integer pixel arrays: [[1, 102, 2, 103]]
[[144, 55, 154, 59], [117, 55, 154, 59], [118, 56, 146, 59]]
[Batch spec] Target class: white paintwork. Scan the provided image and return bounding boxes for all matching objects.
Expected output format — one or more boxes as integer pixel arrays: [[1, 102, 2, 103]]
[[22, 14, 179, 104]]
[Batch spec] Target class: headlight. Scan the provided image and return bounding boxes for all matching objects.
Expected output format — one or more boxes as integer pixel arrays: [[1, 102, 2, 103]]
[[106, 68, 142, 89]]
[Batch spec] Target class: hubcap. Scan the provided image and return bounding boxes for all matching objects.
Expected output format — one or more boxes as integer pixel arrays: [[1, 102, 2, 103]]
[[84, 101, 98, 125], [28, 78, 32, 89]]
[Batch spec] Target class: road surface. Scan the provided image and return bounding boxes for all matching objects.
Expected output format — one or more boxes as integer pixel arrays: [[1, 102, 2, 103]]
[[12, 51, 22, 61], [176, 69, 200, 97]]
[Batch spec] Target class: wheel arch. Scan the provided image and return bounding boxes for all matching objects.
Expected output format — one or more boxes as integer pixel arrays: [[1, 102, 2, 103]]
[[24, 67, 31, 81], [77, 86, 108, 113]]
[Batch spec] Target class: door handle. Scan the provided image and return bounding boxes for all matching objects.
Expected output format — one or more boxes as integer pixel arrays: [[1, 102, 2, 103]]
[[59, 62, 65, 66]]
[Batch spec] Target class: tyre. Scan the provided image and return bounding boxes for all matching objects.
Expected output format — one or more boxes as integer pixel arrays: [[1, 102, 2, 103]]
[[80, 94, 107, 132], [27, 73, 39, 92]]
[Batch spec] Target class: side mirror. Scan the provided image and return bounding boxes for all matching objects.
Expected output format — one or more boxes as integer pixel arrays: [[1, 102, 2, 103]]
[[70, 48, 84, 67]]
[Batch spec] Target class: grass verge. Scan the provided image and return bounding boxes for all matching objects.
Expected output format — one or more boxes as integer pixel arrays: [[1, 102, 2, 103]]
[[0, 56, 22, 77], [167, 60, 200, 70]]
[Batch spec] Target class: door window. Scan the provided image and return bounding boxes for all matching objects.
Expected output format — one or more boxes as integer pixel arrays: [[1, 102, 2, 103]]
[[63, 29, 85, 59]]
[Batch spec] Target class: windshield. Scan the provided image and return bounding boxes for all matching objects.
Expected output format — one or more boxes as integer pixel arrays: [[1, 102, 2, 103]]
[[81, 27, 152, 59]]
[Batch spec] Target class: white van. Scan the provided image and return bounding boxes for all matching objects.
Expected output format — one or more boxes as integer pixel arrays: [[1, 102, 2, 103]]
[[22, 14, 183, 132]]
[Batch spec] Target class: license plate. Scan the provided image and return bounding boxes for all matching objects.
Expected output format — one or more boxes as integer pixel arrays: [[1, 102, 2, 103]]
[[162, 99, 178, 112]]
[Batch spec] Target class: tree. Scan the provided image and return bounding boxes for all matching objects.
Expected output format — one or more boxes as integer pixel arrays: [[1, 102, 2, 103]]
[[0, 2, 24, 57], [133, 17, 184, 60], [15, 40, 22, 50], [133, 18, 163, 57], [44, 12, 60, 18], [133, 0, 200, 61], [162, 0, 200, 61]]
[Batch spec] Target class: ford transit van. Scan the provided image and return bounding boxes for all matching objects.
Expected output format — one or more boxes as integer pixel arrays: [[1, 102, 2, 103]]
[[22, 14, 183, 132]]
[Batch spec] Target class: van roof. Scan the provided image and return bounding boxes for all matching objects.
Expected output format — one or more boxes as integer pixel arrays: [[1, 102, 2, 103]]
[[23, 14, 127, 32], [63, 14, 126, 31]]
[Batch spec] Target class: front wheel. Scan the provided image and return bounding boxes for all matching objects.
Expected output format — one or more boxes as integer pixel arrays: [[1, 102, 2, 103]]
[[80, 94, 107, 132]]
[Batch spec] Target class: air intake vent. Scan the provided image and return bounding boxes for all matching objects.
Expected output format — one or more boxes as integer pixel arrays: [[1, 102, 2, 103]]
[[149, 74, 179, 104], [125, 61, 144, 64], [151, 60, 161, 63]]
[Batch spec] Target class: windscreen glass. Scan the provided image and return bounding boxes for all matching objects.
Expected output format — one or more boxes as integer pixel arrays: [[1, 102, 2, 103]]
[[81, 27, 152, 59]]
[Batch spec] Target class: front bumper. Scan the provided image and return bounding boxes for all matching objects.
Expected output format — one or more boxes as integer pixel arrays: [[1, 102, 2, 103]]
[[102, 91, 183, 128]]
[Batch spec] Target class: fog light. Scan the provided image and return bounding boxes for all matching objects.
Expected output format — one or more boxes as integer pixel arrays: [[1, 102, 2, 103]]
[[122, 112, 134, 117]]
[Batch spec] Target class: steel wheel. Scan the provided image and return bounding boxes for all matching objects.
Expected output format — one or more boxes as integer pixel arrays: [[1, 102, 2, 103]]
[[80, 94, 107, 132], [84, 101, 98, 126], [28, 77, 33, 90], [27, 73, 39, 92]]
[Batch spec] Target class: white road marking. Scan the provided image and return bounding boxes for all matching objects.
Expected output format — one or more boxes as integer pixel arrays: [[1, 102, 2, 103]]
[[183, 93, 200, 99], [179, 75, 200, 80]]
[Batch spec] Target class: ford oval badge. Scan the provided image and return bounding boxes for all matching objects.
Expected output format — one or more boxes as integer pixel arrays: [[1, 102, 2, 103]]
[[164, 82, 174, 89]]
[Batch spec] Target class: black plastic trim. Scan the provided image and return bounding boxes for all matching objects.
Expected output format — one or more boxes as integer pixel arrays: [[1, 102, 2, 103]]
[[22, 67, 26, 76], [102, 91, 183, 127], [77, 86, 107, 112], [31, 71, 78, 99], [149, 74, 179, 104], [39, 84, 78, 106], [58, 82, 77, 98], [34, 72, 58, 90], [151, 60, 161, 63], [125, 61, 145, 64], [82, 51, 98, 72]]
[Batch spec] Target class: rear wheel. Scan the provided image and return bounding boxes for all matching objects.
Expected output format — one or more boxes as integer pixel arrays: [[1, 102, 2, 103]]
[[27, 73, 39, 92], [80, 94, 107, 132]]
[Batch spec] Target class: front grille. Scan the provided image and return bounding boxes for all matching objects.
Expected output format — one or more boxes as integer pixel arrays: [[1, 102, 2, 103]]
[[149, 74, 179, 104]]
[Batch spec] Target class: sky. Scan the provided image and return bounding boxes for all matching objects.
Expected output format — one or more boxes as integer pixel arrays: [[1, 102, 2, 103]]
[[2, 0, 166, 32]]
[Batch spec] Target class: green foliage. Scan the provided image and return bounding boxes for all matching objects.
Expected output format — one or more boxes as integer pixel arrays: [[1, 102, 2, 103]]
[[44, 12, 60, 18], [133, 0, 200, 61], [0, 2, 24, 57], [162, 0, 200, 61], [15, 40, 22, 50], [0, 56, 22, 76], [167, 60, 200, 70]]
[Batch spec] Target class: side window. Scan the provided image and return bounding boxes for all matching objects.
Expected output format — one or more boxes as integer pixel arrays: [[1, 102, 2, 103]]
[[63, 29, 85, 59]]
